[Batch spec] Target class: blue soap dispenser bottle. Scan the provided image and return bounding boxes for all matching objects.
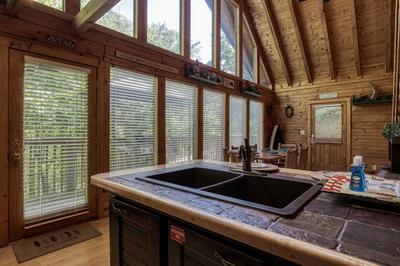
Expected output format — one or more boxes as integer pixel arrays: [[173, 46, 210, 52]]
[[349, 155, 367, 192]]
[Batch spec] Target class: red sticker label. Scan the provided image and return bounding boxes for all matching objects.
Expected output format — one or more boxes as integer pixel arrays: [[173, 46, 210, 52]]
[[170, 225, 185, 244]]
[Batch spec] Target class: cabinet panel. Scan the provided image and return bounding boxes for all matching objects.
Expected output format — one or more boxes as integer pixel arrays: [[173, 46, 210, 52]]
[[110, 196, 161, 266]]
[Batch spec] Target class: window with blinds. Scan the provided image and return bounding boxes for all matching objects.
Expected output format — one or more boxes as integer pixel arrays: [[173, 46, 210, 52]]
[[109, 67, 157, 171], [23, 57, 90, 222], [203, 89, 225, 161], [250, 100, 263, 150], [166, 80, 197, 163], [229, 96, 246, 147]]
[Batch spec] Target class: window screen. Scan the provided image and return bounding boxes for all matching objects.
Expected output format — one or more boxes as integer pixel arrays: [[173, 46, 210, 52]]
[[23, 57, 90, 222], [229, 96, 246, 147], [250, 100, 263, 150], [109, 67, 157, 171], [166, 80, 197, 163], [203, 89, 225, 160]]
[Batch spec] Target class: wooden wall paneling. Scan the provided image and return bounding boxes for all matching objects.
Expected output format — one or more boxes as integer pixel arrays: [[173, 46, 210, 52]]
[[386, 0, 393, 74], [157, 76, 166, 165], [65, 0, 81, 15], [319, 0, 336, 80], [349, 0, 361, 77], [261, 0, 291, 86], [197, 86, 203, 159], [73, 0, 122, 34], [241, 0, 274, 87], [182, 0, 190, 59], [0, 41, 9, 247], [214, 0, 221, 70], [96, 61, 110, 218], [287, 0, 312, 84]]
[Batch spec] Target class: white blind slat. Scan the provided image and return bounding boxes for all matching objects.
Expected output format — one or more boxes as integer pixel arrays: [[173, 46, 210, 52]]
[[23, 59, 89, 222], [166, 80, 198, 164], [203, 89, 225, 161], [250, 100, 263, 151], [229, 96, 246, 147], [109, 67, 157, 171]]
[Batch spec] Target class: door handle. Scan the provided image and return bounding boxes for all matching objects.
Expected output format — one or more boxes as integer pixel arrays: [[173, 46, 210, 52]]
[[11, 153, 22, 160]]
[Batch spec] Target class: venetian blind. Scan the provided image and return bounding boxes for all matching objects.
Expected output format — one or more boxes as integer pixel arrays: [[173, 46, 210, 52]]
[[250, 100, 263, 150], [166, 80, 197, 163], [109, 67, 157, 171], [23, 57, 90, 222], [203, 89, 225, 161], [229, 96, 246, 147]]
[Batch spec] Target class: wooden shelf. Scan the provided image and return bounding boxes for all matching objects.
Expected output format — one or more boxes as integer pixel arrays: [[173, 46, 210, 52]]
[[187, 74, 222, 85], [352, 99, 392, 105], [241, 90, 262, 97]]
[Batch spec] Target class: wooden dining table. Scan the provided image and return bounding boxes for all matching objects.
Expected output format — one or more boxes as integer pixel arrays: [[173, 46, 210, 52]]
[[255, 152, 287, 163]]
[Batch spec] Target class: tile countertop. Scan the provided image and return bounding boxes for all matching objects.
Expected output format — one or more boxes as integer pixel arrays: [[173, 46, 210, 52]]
[[91, 160, 400, 266]]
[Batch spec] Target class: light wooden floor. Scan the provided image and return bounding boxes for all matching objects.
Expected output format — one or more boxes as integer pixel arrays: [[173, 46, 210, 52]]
[[0, 218, 110, 266]]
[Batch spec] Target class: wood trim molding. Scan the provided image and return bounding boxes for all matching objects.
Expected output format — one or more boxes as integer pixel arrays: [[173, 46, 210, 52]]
[[262, 0, 292, 86], [182, 0, 190, 59], [73, 0, 122, 35], [65, 0, 81, 15], [319, 0, 336, 80], [386, 0, 394, 74], [288, 0, 312, 83], [197, 87, 203, 159], [0, 43, 9, 247], [157, 76, 166, 165], [349, 0, 361, 77], [137, 0, 147, 41], [214, 0, 221, 70]]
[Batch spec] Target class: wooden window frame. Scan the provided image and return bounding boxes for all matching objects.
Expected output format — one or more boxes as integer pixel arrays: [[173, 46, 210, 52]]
[[241, 14, 257, 82]]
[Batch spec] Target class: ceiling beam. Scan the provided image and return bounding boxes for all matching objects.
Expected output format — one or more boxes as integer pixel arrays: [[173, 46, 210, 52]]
[[319, 0, 336, 80], [386, 0, 393, 73], [349, 0, 361, 77], [73, 0, 121, 35], [242, 0, 274, 87], [261, 0, 292, 86], [287, 0, 312, 83]]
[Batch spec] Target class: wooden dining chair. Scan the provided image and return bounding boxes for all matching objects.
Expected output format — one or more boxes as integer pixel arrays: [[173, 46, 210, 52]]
[[298, 146, 308, 170], [284, 148, 299, 169]]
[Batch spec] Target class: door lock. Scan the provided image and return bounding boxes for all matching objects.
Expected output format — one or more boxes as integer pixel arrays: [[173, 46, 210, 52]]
[[11, 153, 22, 160]]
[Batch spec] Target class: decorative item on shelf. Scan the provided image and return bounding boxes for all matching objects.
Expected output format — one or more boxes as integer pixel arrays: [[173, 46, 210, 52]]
[[352, 83, 393, 105], [239, 80, 262, 97], [185, 60, 222, 85]]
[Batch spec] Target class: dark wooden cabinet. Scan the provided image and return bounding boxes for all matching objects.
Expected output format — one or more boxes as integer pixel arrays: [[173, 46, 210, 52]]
[[110, 196, 162, 266], [110, 195, 296, 266]]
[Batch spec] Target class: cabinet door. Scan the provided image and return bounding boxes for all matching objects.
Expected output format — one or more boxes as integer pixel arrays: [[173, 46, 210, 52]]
[[168, 222, 265, 266], [110, 197, 161, 266]]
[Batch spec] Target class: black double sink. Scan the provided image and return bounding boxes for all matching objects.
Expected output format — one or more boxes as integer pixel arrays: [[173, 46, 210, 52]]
[[136, 167, 322, 216]]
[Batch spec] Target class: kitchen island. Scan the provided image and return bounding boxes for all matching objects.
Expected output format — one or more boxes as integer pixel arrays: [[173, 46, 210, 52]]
[[91, 160, 400, 266]]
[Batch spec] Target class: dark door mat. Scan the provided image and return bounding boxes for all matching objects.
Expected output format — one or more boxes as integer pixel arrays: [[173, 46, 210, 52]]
[[11, 222, 102, 263]]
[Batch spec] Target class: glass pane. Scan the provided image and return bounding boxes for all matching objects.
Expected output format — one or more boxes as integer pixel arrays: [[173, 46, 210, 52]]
[[229, 96, 246, 147], [97, 0, 136, 37], [250, 101, 263, 150], [23, 58, 89, 222], [191, 0, 213, 66], [314, 104, 342, 142], [259, 60, 270, 87], [203, 89, 225, 160], [35, 0, 63, 10], [220, 0, 238, 75], [242, 18, 257, 82], [109, 67, 157, 171], [148, 0, 181, 54]]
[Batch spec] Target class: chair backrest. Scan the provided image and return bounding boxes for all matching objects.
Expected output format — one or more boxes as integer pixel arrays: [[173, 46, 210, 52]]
[[285, 148, 299, 169], [227, 150, 240, 163], [298, 146, 308, 170]]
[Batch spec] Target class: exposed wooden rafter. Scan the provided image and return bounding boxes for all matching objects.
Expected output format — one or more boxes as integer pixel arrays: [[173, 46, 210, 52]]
[[242, 0, 274, 87], [349, 0, 361, 77], [386, 0, 393, 73], [287, 0, 312, 83], [261, 0, 291, 86], [73, 0, 122, 35], [319, 0, 336, 80]]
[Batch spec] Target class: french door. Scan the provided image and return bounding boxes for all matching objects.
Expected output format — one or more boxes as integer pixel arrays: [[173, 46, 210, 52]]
[[8, 50, 97, 240]]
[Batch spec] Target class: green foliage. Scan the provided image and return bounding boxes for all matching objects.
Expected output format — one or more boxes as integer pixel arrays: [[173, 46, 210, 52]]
[[35, 0, 63, 10], [383, 123, 400, 141], [220, 31, 236, 74]]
